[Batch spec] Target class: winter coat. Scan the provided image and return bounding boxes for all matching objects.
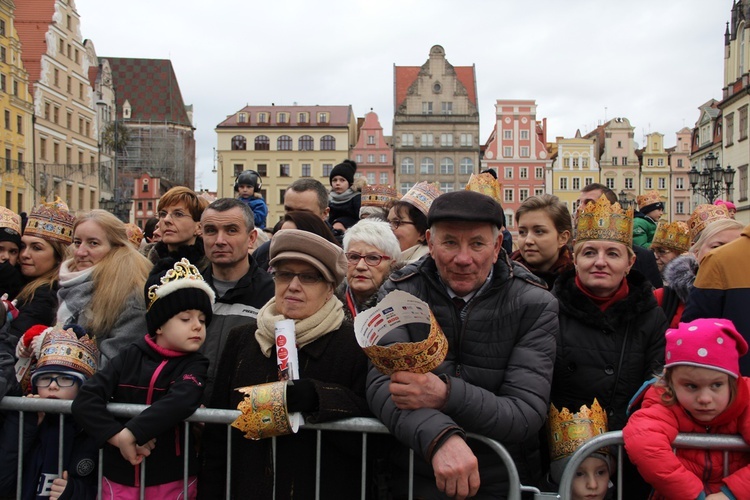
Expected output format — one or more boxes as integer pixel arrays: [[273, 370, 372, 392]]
[[327, 190, 361, 229], [623, 378, 750, 499], [200, 256, 274, 403], [551, 269, 668, 431], [56, 274, 146, 368], [0, 260, 23, 300], [633, 214, 658, 248], [198, 320, 371, 499], [0, 410, 98, 500], [238, 195, 268, 229], [654, 254, 698, 328], [0, 280, 58, 345], [632, 244, 664, 289], [367, 253, 558, 496], [146, 237, 209, 274], [72, 336, 208, 488], [510, 245, 574, 290]]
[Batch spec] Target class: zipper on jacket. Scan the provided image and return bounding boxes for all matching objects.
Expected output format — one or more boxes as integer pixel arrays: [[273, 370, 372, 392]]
[[147, 359, 169, 405]]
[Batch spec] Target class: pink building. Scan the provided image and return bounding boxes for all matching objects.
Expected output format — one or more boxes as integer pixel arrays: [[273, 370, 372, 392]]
[[481, 100, 550, 231], [350, 110, 394, 185], [132, 172, 175, 230]]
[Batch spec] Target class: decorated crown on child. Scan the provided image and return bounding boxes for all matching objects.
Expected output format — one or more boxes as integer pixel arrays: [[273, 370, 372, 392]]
[[547, 399, 608, 462], [36, 325, 99, 379], [146, 258, 214, 311]]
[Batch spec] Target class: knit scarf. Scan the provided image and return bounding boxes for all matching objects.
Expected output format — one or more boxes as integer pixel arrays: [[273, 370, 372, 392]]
[[575, 275, 629, 312], [56, 261, 96, 325], [254, 296, 345, 357], [329, 188, 358, 204]]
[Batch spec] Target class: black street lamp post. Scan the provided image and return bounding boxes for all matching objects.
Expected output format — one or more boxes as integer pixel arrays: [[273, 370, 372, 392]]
[[688, 151, 735, 204], [617, 190, 634, 209]]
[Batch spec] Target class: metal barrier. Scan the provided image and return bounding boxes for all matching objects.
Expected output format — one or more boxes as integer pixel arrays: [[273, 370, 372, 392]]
[[0, 396, 524, 500]]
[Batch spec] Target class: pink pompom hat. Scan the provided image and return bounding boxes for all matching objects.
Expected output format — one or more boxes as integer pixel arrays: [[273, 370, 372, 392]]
[[665, 318, 748, 378]]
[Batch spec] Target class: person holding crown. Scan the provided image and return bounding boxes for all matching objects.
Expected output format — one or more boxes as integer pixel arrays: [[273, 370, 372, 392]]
[[550, 194, 667, 497]]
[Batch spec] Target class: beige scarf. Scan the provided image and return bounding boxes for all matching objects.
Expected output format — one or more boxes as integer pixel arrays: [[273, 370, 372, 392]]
[[254, 296, 345, 357]]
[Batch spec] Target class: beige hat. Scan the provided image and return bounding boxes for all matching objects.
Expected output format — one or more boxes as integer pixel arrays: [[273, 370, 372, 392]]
[[270, 229, 347, 286]]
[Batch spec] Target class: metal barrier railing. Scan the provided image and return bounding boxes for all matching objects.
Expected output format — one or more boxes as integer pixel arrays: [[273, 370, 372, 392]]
[[0, 396, 523, 500]]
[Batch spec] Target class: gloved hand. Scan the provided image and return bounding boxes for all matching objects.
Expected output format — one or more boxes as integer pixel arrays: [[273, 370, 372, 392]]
[[286, 379, 319, 413], [1, 294, 18, 322]]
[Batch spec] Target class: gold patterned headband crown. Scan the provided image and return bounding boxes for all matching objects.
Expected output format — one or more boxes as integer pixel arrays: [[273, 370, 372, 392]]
[[576, 195, 634, 247], [652, 220, 690, 253], [636, 190, 664, 210], [35, 326, 99, 379], [0, 206, 21, 234], [361, 184, 400, 208], [547, 399, 608, 462], [24, 197, 75, 245], [146, 258, 215, 310], [688, 204, 731, 242], [401, 182, 441, 216], [465, 173, 503, 205]]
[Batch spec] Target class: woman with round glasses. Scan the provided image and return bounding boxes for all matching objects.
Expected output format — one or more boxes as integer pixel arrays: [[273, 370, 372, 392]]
[[337, 219, 401, 321], [201, 229, 370, 498]]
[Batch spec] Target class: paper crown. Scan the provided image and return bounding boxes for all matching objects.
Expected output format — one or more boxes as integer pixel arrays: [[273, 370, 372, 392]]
[[232, 381, 293, 440], [124, 223, 144, 247], [401, 182, 441, 216], [688, 204, 731, 242], [636, 190, 664, 210], [35, 325, 99, 379], [547, 399, 608, 462], [651, 220, 690, 253], [465, 172, 503, 205], [24, 197, 75, 245], [363, 312, 448, 376], [361, 184, 400, 208], [575, 195, 634, 247], [146, 258, 215, 311], [0, 206, 21, 234]]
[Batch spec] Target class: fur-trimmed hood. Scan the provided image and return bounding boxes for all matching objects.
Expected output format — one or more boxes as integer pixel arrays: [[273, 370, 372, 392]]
[[662, 254, 698, 303]]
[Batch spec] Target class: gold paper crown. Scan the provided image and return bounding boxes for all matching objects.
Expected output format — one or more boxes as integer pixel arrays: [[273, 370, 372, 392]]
[[0, 206, 21, 234], [688, 204, 731, 242], [361, 184, 400, 208], [146, 258, 214, 310], [465, 173, 503, 205], [575, 195, 634, 247], [547, 399, 608, 461], [24, 197, 75, 245], [652, 221, 690, 253], [232, 381, 293, 440], [636, 190, 664, 210], [401, 182, 441, 216], [35, 326, 99, 379], [124, 223, 144, 247], [364, 312, 448, 376]]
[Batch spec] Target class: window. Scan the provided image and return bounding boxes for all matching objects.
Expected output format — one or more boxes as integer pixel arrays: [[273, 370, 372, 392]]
[[645, 178, 653, 189], [0, 20, 5, 36], [503, 130, 512, 140], [277, 135, 292, 151], [519, 189, 529, 201], [520, 167, 528, 179], [54, 69, 59, 87], [16, 115, 22, 134], [658, 177, 666, 189], [421, 134, 434, 147], [65, 146, 71, 165], [4, 149, 9, 171], [677, 159, 684, 168], [422, 102, 433, 115], [572, 178, 580, 190], [254, 135, 269, 150], [53, 142, 59, 163], [298, 112, 309, 123], [460, 134, 473, 146], [322, 164, 333, 176], [368, 154, 375, 163], [301, 164, 311, 177], [459, 157, 473, 175], [3, 110, 8, 129], [320, 135, 335, 151], [504, 167, 513, 179], [367, 135, 375, 145], [559, 178, 568, 190], [739, 165, 748, 201], [401, 133, 414, 146], [257, 164, 267, 177], [503, 147, 513, 157], [317, 112, 328, 123], [617, 140, 622, 148], [0, 47, 5, 63], [740, 106, 749, 141], [78, 82, 83, 99], [657, 158, 664, 167], [85, 121, 90, 137], [53, 106, 59, 124], [520, 147, 529, 157], [279, 164, 291, 177], [675, 201, 685, 214], [624, 178, 633, 189], [298, 135, 314, 151], [8, 79, 14, 96], [504, 189, 514, 203], [78, 187, 84, 209], [231, 135, 247, 150], [400, 157, 415, 174], [563, 157, 570, 168], [676, 178, 684, 189], [440, 158, 454, 174], [237, 112, 247, 123], [441, 134, 453, 147], [585, 177, 593, 187], [256, 112, 268, 124], [612, 156, 618, 166], [367, 172, 376, 184], [520, 130, 529, 140], [380, 154, 387, 163], [277, 112, 289, 124], [380, 173, 388, 184], [441, 102, 452, 115], [400, 183, 414, 195], [420, 158, 435, 174], [356, 154, 362, 163], [0, 74, 5, 92], [606, 178, 615, 189], [535, 188, 544, 196], [233, 164, 244, 177], [40, 138, 47, 160], [440, 182, 455, 193], [647, 158, 654, 167], [65, 111, 71, 129], [582, 158, 589, 168], [536, 167, 544, 179], [726, 113, 735, 146]]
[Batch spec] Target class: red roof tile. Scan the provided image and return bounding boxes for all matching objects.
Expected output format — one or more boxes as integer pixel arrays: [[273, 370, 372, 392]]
[[216, 105, 353, 128], [394, 63, 476, 110]]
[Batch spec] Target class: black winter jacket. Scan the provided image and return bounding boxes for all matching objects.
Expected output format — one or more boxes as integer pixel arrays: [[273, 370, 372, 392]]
[[1, 281, 59, 344]]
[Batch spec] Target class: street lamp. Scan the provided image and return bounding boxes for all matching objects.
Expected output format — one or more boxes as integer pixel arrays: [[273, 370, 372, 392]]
[[617, 189, 634, 208], [688, 151, 735, 204]]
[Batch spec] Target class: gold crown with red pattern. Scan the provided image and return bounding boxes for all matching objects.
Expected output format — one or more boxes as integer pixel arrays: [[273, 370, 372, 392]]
[[361, 184, 400, 208], [547, 399, 608, 461], [652, 220, 690, 253], [24, 197, 75, 245], [636, 190, 664, 210], [465, 173, 503, 205], [688, 204, 731, 242], [575, 195, 634, 247], [34, 325, 99, 379], [401, 182, 441, 216]]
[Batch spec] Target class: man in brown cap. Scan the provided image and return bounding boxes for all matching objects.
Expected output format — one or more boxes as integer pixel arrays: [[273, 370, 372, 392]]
[[367, 190, 558, 499]]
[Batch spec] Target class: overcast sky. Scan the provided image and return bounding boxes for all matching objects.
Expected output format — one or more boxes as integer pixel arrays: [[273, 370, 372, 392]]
[[75, 0, 730, 191]]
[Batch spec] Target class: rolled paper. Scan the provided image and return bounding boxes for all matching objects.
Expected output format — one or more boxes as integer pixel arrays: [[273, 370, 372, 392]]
[[274, 319, 302, 432], [232, 381, 293, 440]]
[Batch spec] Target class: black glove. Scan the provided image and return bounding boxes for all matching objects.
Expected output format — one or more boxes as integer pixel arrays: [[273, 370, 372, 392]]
[[286, 379, 318, 413]]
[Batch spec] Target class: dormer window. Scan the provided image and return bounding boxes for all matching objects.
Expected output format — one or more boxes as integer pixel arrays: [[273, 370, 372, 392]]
[[298, 112, 309, 123], [277, 112, 289, 124], [237, 112, 247, 123], [258, 112, 269, 124], [318, 112, 328, 124]]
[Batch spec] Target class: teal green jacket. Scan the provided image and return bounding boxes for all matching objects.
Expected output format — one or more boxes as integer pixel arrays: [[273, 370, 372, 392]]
[[633, 215, 657, 248]]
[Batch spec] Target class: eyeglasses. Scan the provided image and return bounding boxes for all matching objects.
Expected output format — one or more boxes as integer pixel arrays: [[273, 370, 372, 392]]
[[35, 374, 78, 388], [273, 270, 326, 285], [388, 219, 415, 230], [345, 252, 391, 267], [653, 247, 673, 256], [158, 209, 192, 221]]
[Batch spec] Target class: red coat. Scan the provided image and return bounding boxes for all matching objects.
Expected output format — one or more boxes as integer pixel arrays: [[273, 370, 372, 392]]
[[653, 287, 684, 329], [623, 377, 750, 499]]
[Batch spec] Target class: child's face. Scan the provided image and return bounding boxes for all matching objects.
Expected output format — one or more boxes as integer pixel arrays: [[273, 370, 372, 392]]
[[571, 456, 610, 500], [0, 241, 19, 266], [156, 309, 206, 352], [331, 176, 349, 194], [238, 184, 255, 198], [36, 373, 80, 400], [672, 365, 731, 422]]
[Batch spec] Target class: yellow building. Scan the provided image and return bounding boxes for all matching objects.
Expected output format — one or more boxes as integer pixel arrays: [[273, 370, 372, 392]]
[[640, 132, 670, 219], [215, 105, 357, 225], [0, 0, 33, 213], [551, 131, 599, 213]]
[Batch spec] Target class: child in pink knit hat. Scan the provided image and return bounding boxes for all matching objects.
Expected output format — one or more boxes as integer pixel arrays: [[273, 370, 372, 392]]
[[623, 318, 750, 499]]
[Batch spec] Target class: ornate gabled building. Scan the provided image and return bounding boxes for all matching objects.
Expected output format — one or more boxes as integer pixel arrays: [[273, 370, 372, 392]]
[[667, 128, 692, 222], [392, 45, 479, 195], [584, 117, 640, 204], [350, 109, 393, 186]]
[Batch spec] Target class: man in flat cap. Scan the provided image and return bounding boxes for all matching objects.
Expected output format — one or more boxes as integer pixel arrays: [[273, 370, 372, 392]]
[[367, 190, 558, 499]]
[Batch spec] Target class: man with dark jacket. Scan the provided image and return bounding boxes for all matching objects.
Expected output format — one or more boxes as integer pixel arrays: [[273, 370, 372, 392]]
[[367, 190, 558, 499], [200, 199, 274, 402]]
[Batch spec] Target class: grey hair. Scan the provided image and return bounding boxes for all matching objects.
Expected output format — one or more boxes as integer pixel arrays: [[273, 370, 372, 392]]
[[343, 219, 401, 261]]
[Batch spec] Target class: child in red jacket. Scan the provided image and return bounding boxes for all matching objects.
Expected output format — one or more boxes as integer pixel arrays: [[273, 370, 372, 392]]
[[623, 318, 750, 500]]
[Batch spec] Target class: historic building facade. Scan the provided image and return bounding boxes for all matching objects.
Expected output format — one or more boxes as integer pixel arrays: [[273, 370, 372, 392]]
[[640, 132, 670, 218], [350, 110, 394, 186], [667, 128, 692, 222], [585, 117, 640, 206], [549, 131, 599, 213], [392, 45, 479, 195], [691, 99, 723, 210]]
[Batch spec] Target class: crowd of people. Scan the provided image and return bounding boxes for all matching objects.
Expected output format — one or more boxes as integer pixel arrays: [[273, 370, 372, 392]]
[[0, 159, 748, 499]]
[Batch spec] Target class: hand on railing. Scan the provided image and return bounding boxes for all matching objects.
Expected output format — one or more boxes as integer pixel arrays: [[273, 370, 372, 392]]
[[108, 428, 156, 466], [431, 434, 480, 500], [50, 471, 68, 500]]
